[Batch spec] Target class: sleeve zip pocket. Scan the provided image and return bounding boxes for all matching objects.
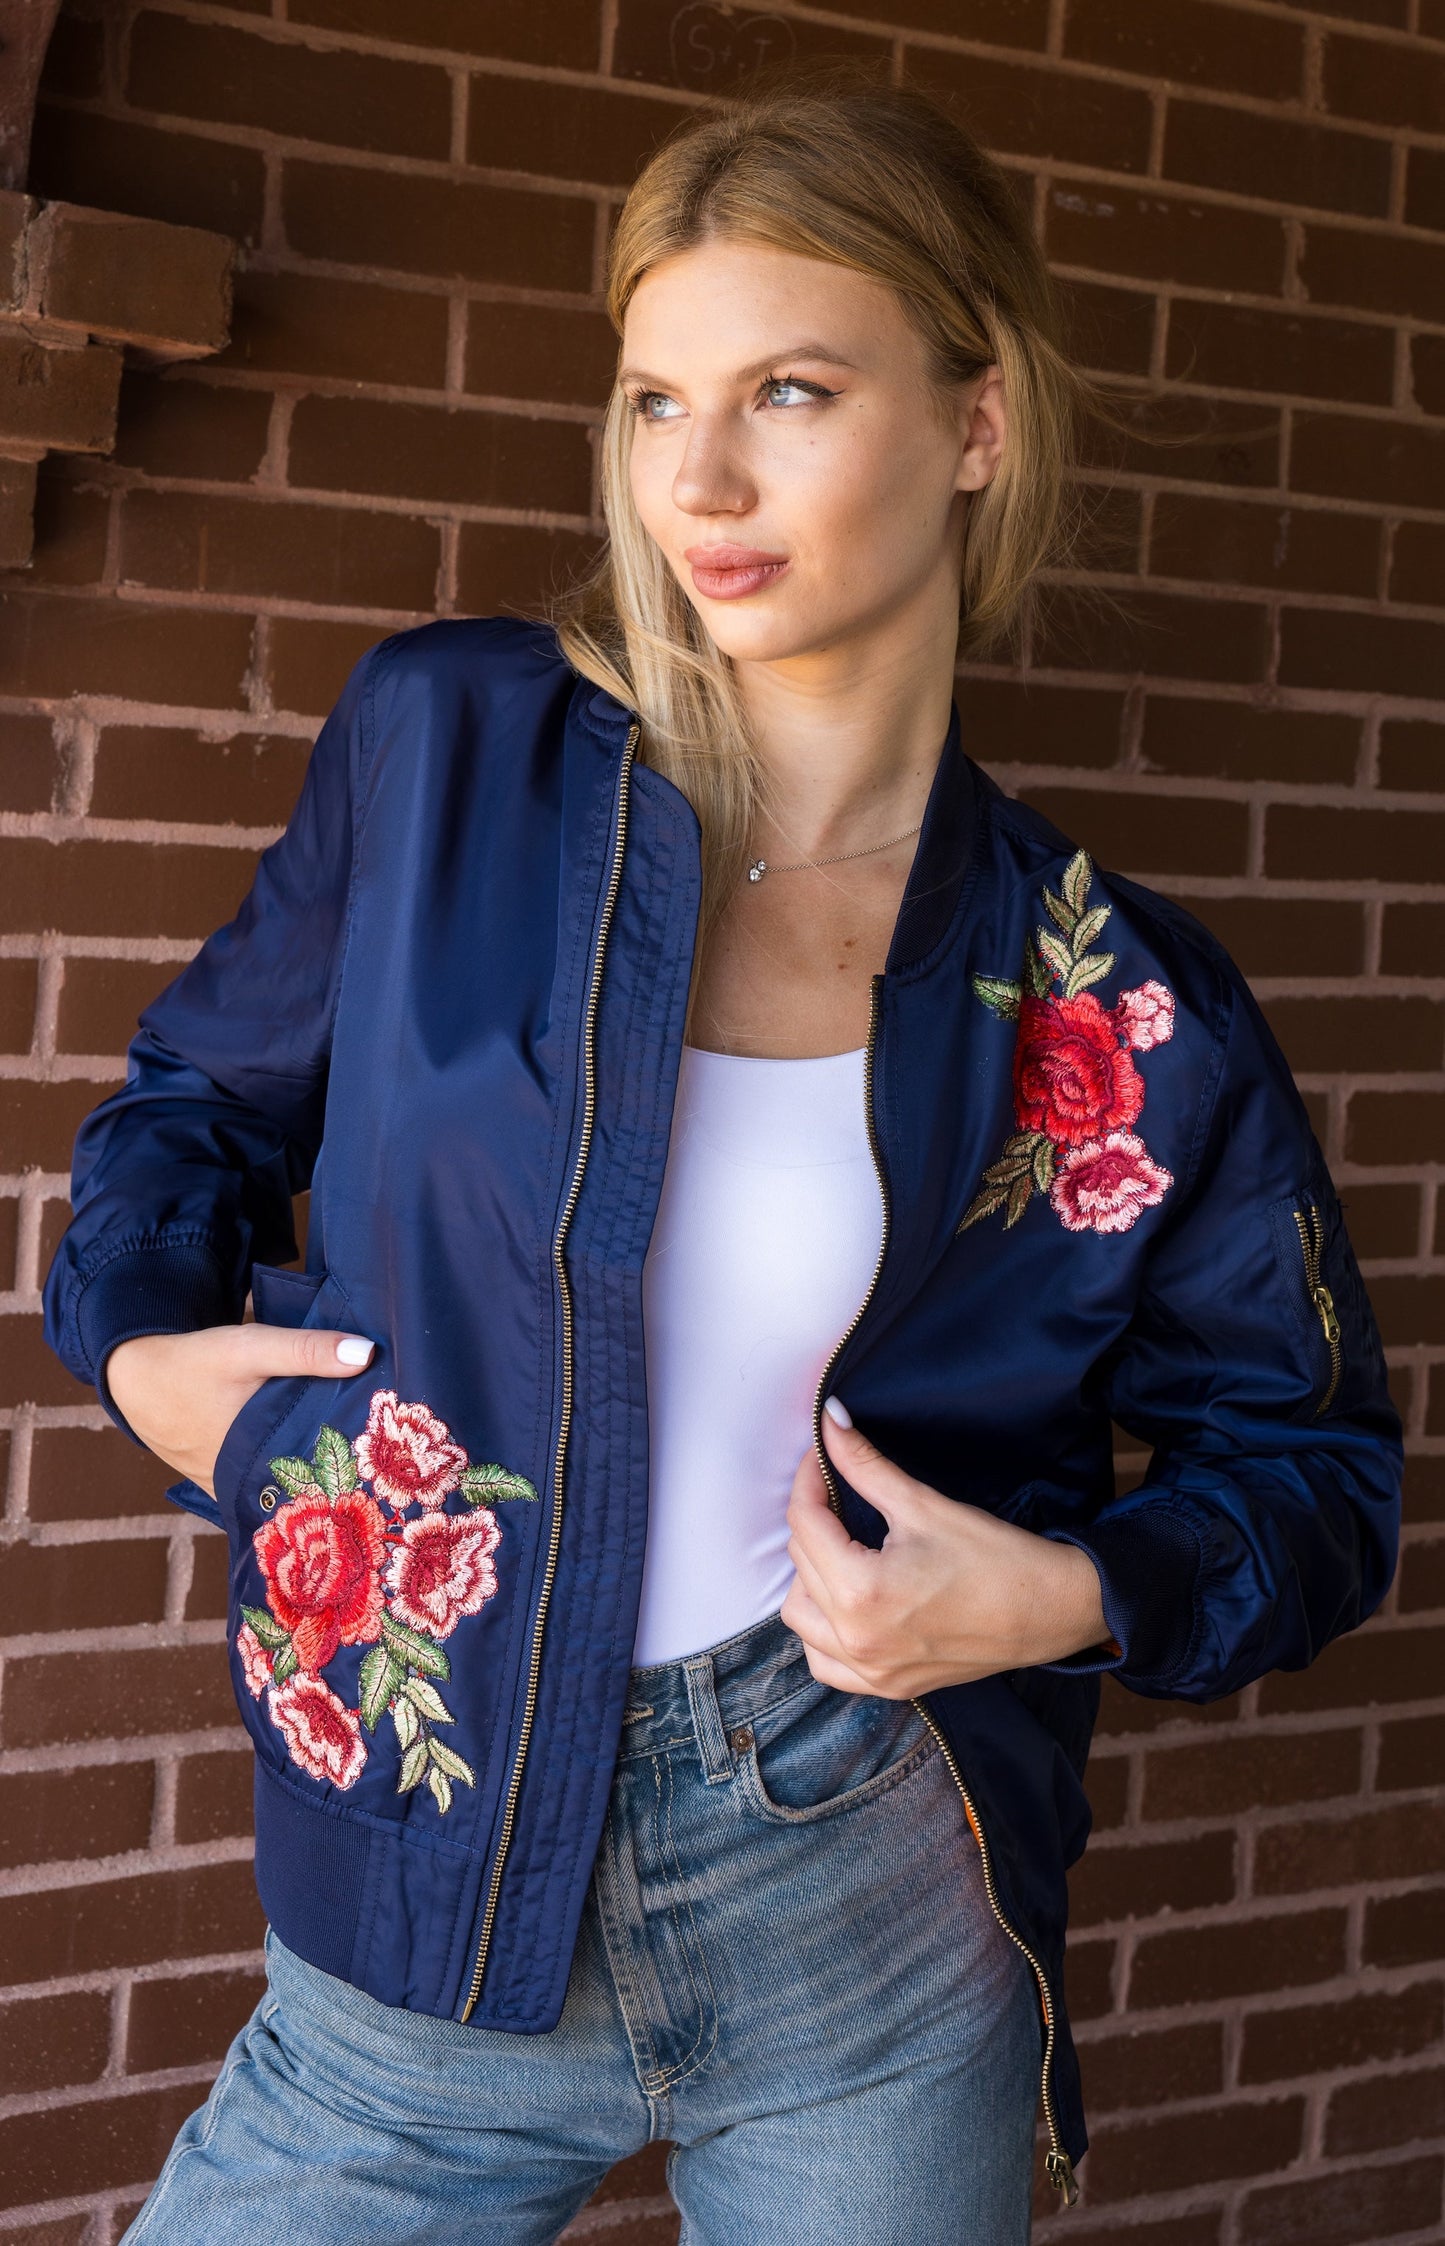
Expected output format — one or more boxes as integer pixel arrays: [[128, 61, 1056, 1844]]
[[1292, 1201, 1343, 1416]]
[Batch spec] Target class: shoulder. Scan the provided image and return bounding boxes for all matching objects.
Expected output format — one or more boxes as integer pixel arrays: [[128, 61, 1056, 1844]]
[[362, 613, 576, 701]]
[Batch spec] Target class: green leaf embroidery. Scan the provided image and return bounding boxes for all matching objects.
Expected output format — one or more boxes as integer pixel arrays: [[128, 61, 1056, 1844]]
[[241, 1604, 290, 1652], [460, 1462, 539, 1505], [392, 1694, 421, 1752], [427, 1764, 453, 1815], [1036, 927, 1072, 986], [427, 1737, 476, 1787], [358, 1646, 402, 1732], [382, 1614, 451, 1682], [271, 1641, 298, 1688], [1032, 1137, 1056, 1193], [402, 1674, 453, 1724], [267, 1455, 314, 1496], [310, 1425, 357, 1499], [1003, 1172, 1034, 1228], [1024, 944, 1052, 1000], [1062, 849, 1091, 917], [957, 1182, 1009, 1232], [970, 975, 1022, 1021], [397, 1739, 429, 1793], [1041, 886, 1075, 938], [1071, 903, 1111, 954], [1064, 950, 1115, 999]]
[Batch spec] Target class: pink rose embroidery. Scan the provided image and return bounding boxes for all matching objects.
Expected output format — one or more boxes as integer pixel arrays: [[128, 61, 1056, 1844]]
[[254, 1485, 387, 1674], [1049, 1131, 1175, 1236], [1114, 980, 1175, 1053], [1013, 991, 1145, 1147], [354, 1389, 469, 1512], [385, 1510, 503, 1640], [268, 1673, 366, 1790], [236, 1621, 272, 1699]]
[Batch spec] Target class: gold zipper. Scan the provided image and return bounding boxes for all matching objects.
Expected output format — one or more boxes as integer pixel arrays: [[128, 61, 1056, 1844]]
[[1293, 1203, 1342, 1416], [810, 972, 1080, 2208], [460, 719, 640, 2023]]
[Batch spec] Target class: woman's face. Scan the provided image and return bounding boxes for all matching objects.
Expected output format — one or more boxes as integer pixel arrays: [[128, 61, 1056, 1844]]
[[620, 236, 1003, 669]]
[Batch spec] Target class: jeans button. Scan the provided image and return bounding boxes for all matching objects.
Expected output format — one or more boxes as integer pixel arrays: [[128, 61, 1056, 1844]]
[[728, 1724, 753, 1754]]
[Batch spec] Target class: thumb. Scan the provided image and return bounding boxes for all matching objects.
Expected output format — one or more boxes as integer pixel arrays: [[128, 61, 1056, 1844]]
[[234, 1322, 376, 1378], [819, 1395, 923, 1522]]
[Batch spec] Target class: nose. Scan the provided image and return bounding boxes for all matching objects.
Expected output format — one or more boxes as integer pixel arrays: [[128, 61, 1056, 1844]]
[[670, 410, 757, 521]]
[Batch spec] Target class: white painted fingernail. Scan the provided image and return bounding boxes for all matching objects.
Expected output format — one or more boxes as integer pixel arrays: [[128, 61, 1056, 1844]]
[[823, 1394, 852, 1428], [335, 1336, 375, 1365]]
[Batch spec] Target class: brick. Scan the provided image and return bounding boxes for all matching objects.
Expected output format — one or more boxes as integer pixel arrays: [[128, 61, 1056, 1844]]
[[1078, 2020, 1224, 2112], [0, 592, 252, 707], [0, 1085, 119, 1183], [293, 0, 605, 70], [614, 0, 888, 92], [28, 104, 266, 249], [1027, 2215, 1220, 2246], [1405, 1457, 1445, 1526], [1130, 1909, 1347, 2008], [40, 0, 107, 98], [1326, 2063, 1445, 2156], [1151, 489, 1381, 601], [91, 728, 309, 828], [0, 332, 120, 453], [1347, 1092, 1445, 1169], [1013, 787, 1250, 878], [589, 2142, 672, 2205], [1085, 1752, 1128, 1831], [906, 46, 1157, 177], [0, 1536, 169, 1634], [186, 1531, 230, 1622], [464, 300, 618, 410], [0, 711, 60, 810], [1237, 2152, 1443, 2246], [0, 1195, 17, 1288], [468, 73, 686, 190], [1040, 584, 1272, 684], [1065, 1939, 1116, 2022], [1261, 1624, 1445, 1715], [1379, 1715, 1445, 1793], [113, 371, 271, 481], [217, 266, 449, 387], [1240, 1983, 1443, 2083], [1082, 2094, 1304, 2203], [266, 614, 393, 719], [1400, 1539, 1445, 1616], [1266, 801, 1445, 885], [15, 456, 110, 587], [0, 2081, 221, 2210], [56, 957, 187, 1055], [1335, 1182, 1421, 1260], [126, 10, 452, 159], [30, 202, 233, 355], [1365, 1275, 1445, 1348], [1366, 1889, 1445, 1971], [1063, 0, 1303, 98], [1301, 220, 1445, 323], [1069, 1831, 1237, 1927], [1260, 995, 1443, 1077], [957, 679, 1123, 771], [1046, 179, 1287, 296], [1256, 1800, 1445, 1895], [1095, 1678, 1240, 1736], [1375, 902, 1445, 983], [0, 836, 256, 938], [456, 521, 602, 622], [0, 1761, 155, 1871], [291, 394, 593, 517], [1322, 26, 1445, 133], [1, 1643, 234, 1749], [1169, 896, 1364, 980], [0, 955, 38, 1051], [1142, 1727, 1363, 1822], [1162, 100, 1392, 221], [29, 1425, 177, 1524], [1292, 410, 1445, 515], [0, 1988, 111, 2097], [174, 1747, 254, 1845], [126, 1964, 264, 2073], [283, 158, 594, 292], [0, 1859, 262, 1987], [1406, 142, 1445, 233], [119, 490, 441, 611], [7, 1316, 110, 1427], [1282, 606, 1445, 702], [1392, 521, 1445, 610]]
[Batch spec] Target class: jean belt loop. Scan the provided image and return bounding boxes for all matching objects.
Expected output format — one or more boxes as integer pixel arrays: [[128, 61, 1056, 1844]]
[[683, 1650, 736, 1785]]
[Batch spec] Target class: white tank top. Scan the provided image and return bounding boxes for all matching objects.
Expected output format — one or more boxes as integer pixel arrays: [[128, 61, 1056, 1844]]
[[631, 1041, 885, 1667]]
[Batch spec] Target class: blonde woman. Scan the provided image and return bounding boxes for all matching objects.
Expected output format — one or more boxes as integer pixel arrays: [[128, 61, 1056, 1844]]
[[46, 72, 1400, 2244]]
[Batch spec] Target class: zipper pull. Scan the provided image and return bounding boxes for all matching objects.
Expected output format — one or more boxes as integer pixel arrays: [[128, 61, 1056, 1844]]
[[1045, 2148, 1079, 2204], [1312, 1281, 1341, 1346]]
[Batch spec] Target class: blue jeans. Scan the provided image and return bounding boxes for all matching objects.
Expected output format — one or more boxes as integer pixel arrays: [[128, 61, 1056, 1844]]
[[123, 1608, 1041, 2244]]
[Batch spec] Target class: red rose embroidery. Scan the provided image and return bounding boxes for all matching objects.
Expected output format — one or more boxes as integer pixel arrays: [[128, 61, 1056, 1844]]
[[268, 1673, 366, 1790], [354, 1389, 468, 1512], [1114, 980, 1175, 1054], [236, 1621, 272, 1699], [1048, 1130, 1175, 1236], [1013, 992, 1144, 1147], [385, 1510, 502, 1640], [254, 1485, 387, 1673]]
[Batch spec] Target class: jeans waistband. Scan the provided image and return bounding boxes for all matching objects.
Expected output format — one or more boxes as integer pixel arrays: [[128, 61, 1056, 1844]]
[[620, 1607, 815, 1782]]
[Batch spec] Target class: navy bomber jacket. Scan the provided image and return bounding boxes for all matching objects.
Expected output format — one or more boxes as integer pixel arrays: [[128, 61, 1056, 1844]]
[[42, 616, 1404, 2203]]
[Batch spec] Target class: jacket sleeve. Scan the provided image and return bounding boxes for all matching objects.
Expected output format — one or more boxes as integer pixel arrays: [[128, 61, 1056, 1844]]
[[41, 635, 392, 1446], [1035, 951, 1404, 1703]]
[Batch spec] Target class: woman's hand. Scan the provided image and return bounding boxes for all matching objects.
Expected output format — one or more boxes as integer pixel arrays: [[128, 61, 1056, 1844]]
[[780, 1399, 1113, 1696], [103, 1323, 377, 1502]]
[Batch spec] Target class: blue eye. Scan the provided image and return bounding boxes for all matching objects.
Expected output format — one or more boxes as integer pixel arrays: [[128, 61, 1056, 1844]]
[[632, 390, 683, 421], [764, 378, 817, 406]]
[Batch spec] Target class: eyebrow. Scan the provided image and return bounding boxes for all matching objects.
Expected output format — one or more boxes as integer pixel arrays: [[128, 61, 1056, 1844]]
[[617, 344, 862, 388]]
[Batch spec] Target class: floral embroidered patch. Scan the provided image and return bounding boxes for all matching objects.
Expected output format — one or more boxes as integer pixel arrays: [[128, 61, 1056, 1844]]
[[235, 1389, 538, 1814], [959, 850, 1176, 1238]]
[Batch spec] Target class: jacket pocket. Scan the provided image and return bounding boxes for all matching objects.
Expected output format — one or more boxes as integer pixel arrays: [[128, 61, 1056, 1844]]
[[211, 1264, 348, 1517], [1268, 1174, 1386, 1423]]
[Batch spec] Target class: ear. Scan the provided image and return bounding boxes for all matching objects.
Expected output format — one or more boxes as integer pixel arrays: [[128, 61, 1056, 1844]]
[[954, 363, 1006, 498]]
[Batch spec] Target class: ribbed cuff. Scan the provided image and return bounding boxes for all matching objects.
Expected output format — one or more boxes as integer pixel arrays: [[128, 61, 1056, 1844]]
[[1035, 1500, 1206, 1692], [76, 1243, 239, 1447]]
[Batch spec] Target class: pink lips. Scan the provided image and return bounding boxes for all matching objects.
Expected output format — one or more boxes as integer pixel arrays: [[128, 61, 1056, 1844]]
[[684, 543, 791, 600]]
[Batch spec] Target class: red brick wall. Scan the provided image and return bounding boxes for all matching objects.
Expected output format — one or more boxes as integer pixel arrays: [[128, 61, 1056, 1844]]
[[1, 1, 1441, 2238]]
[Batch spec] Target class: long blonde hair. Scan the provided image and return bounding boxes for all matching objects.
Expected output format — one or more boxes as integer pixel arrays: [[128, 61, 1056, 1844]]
[[547, 66, 1168, 1029]]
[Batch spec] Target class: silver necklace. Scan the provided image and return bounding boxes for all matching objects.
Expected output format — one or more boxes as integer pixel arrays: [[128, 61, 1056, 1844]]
[[746, 818, 923, 884]]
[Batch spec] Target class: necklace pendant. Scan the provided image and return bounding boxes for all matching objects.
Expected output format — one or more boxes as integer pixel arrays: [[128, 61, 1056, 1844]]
[[747, 859, 767, 883]]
